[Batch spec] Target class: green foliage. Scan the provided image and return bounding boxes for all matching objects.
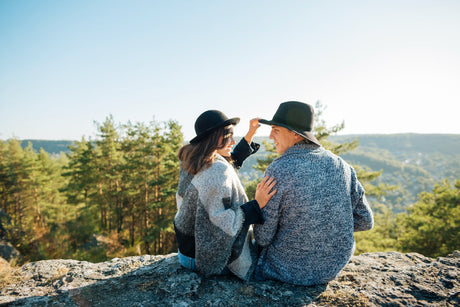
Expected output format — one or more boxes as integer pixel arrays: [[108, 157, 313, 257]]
[[0, 139, 72, 262], [396, 180, 460, 258], [330, 134, 460, 209], [354, 179, 460, 257], [354, 203, 399, 254], [253, 141, 278, 174], [63, 116, 183, 258], [0, 116, 183, 263]]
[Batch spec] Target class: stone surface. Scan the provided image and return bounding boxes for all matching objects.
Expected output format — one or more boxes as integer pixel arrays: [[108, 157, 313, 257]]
[[0, 240, 21, 263], [0, 251, 459, 306]]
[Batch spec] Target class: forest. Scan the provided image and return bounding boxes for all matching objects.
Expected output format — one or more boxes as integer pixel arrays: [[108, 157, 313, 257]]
[[1, 105, 459, 264], [1, 116, 183, 263]]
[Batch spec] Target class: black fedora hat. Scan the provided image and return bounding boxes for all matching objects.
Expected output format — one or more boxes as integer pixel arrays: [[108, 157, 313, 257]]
[[190, 110, 240, 143], [259, 101, 321, 146]]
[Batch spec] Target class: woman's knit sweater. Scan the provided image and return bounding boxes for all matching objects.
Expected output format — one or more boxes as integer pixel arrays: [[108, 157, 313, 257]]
[[174, 140, 260, 281]]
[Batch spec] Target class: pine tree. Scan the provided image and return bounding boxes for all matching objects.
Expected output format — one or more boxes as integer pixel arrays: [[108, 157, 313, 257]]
[[0, 140, 73, 261], [0, 140, 33, 256], [6, 140, 30, 227], [118, 119, 183, 255], [0, 141, 12, 217], [61, 117, 184, 260], [64, 137, 97, 207], [120, 121, 157, 252], [397, 179, 460, 257], [153, 120, 182, 254], [94, 115, 124, 232]]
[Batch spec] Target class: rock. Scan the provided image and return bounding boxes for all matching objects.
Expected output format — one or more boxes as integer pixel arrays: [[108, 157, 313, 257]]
[[0, 209, 22, 264], [0, 240, 21, 263], [0, 251, 459, 306], [0, 257, 10, 274]]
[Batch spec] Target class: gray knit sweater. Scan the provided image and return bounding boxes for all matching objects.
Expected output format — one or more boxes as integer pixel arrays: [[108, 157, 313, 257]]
[[174, 154, 258, 280], [253, 143, 374, 286]]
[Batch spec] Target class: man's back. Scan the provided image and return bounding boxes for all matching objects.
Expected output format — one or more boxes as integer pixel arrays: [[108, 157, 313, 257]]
[[253, 143, 374, 285]]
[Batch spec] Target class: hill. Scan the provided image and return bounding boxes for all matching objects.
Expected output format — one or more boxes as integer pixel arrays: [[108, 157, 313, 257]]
[[238, 134, 460, 211], [330, 133, 460, 155], [19, 139, 75, 155], [329, 134, 460, 210]]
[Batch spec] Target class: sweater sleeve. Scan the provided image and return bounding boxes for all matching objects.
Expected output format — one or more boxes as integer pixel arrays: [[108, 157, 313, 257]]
[[350, 167, 374, 232], [241, 200, 264, 226], [231, 138, 260, 169], [253, 167, 281, 247]]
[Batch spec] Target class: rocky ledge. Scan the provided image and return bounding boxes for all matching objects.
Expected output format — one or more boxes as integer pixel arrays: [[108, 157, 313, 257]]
[[0, 251, 459, 306]]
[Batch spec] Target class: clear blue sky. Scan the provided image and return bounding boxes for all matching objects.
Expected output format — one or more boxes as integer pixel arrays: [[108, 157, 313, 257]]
[[1, 0, 459, 142]]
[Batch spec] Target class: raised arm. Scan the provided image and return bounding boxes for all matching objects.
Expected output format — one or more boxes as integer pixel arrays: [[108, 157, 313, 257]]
[[232, 118, 261, 168], [244, 118, 261, 144]]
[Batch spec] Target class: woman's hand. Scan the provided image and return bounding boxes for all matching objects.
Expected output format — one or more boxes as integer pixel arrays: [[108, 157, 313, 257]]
[[255, 176, 277, 209], [244, 118, 261, 144]]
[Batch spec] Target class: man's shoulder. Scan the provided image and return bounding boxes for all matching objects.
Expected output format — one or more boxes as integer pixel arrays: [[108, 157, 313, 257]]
[[266, 147, 347, 170], [265, 154, 295, 175]]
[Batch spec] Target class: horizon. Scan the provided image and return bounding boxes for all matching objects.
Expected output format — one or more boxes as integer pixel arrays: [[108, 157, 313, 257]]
[[1, 1, 460, 142], [4, 131, 460, 142]]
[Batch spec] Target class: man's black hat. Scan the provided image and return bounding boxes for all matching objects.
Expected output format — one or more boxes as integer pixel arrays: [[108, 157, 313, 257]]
[[259, 101, 321, 146]]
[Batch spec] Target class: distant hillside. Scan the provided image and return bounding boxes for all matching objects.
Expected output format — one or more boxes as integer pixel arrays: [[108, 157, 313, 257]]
[[328, 134, 460, 210], [329, 133, 460, 156], [239, 134, 460, 211], [19, 140, 75, 154]]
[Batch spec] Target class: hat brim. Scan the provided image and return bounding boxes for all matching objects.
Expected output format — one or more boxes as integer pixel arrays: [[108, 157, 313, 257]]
[[259, 119, 321, 147], [190, 117, 240, 143]]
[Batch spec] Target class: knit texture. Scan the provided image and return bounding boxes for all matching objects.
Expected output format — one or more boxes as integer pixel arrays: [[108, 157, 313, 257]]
[[254, 143, 374, 286], [174, 154, 258, 281]]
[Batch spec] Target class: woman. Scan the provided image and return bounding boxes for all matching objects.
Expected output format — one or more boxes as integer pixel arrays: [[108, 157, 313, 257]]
[[174, 110, 276, 281]]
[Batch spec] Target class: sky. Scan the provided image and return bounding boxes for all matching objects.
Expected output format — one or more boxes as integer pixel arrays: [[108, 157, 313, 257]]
[[1, 0, 460, 142]]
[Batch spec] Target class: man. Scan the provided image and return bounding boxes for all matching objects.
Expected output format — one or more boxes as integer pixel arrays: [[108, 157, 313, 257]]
[[253, 101, 374, 286]]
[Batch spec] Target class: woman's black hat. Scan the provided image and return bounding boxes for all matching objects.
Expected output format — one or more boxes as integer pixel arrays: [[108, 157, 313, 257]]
[[190, 110, 240, 143], [259, 101, 321, 146]]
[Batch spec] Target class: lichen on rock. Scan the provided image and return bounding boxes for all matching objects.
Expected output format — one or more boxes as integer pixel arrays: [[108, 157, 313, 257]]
[[0, 251, 459, 306]]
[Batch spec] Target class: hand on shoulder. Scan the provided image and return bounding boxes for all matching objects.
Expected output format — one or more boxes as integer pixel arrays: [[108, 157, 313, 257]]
[[255, 176, 277, 209]]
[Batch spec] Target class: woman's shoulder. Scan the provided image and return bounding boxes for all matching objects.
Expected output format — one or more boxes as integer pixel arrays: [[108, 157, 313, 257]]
[[206, 156, 232, 173], [195, 156, 233, 184]]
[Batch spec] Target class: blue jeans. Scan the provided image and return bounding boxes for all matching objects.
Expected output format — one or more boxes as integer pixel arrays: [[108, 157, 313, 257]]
[[178, 250, 196, 271], [177, 250, 230, 275]]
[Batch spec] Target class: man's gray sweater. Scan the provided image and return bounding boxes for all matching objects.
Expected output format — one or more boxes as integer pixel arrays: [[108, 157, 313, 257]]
[[253, 143, 374, 286]]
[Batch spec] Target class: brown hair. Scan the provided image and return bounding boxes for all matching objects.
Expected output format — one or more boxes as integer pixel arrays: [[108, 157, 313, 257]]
[[178, 125, 233, 175]]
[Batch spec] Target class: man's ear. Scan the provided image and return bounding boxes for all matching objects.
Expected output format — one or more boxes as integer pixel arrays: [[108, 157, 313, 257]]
[[293, 132, 303, 142]]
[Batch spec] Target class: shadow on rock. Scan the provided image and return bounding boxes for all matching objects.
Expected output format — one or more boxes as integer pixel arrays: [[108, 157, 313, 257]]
[[1, 251, 459, 306]]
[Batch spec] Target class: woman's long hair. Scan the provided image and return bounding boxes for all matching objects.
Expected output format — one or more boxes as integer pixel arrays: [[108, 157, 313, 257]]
[[178, 125, 233, 175]]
